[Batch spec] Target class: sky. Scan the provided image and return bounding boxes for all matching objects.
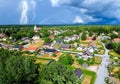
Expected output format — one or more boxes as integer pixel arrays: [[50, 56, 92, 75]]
[[0, 0, 120, 25]]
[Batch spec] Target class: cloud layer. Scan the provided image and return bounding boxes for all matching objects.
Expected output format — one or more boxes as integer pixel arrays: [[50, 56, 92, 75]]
[[50, 0, 120, 24]]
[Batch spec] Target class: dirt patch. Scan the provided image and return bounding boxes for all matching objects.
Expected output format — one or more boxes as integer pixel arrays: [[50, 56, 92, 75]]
[[87, 66, 98, 72], [82, 75, 92, 84]]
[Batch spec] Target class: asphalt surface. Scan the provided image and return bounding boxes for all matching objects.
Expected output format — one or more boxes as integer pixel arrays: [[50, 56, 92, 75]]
[[95, 43, 110, 84]]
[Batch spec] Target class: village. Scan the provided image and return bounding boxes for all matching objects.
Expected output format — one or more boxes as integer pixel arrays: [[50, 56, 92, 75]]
[[0, 25, 120, 84]]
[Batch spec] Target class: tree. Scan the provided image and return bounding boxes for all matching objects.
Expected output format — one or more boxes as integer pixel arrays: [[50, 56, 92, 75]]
[[110, 33, 118, 40], [0, 49, 38, 84], [44, 37, 52, 43], [113, 42, 120, 54], [105, 42, 113, 50], [81, 33, 87, 40], [59, 54, 74, 65], [39, 62, 79, 84]]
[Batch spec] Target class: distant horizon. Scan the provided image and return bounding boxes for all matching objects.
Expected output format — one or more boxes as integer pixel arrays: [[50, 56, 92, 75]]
[[0, 24, 120, 26]]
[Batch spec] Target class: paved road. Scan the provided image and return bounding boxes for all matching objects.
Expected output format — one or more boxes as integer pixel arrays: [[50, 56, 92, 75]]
[[95, 43, 110, 84]]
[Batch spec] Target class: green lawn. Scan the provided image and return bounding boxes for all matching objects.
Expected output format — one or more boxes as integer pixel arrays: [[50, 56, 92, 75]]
[[81, 68, 96, 84], [109, 50, 120, 58]]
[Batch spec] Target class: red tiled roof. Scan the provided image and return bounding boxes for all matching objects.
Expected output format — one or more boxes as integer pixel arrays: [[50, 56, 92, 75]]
[[27, 46, 38, 51], [49, 35, 55, 39], [113, 38, 120, 43]]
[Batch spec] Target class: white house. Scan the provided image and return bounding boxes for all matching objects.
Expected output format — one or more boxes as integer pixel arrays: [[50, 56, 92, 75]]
[[87, 46, 95, 53], [64, 37, 71, 43], [77, 46, 84, 51], [32, 35, 40, 41], [101, 36, 111, 40], [73, 43, 78, 47]]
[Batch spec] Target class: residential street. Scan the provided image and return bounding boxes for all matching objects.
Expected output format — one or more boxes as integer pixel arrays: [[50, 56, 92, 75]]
[[57, 43, 111, 84], [95, 43, 110, 84]]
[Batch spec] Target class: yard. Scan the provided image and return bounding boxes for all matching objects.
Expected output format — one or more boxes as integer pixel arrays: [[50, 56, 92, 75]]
[[82, 68, 96, 84], [76, 56, 102, 66], [37, 52, 63, 61], [82, 75, 92, 84], [35, 58, 52, 64], [28, 40, 44, 47], [109, 50, 120, 58], [94, 56, 102, 65]]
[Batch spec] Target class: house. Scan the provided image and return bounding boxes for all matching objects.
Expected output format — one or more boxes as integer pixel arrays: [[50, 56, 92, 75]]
[[74, 68, 83, 79], [0, 33, 5, 38], [2, 37, 8, 41], [83, 50, 93, 58], [101, 36, 111, 40], [77, 46, 84, 51], [60, 44, 71, 49], [87, 46, 95, 53], [48, 30, 53, 34], [113, 38, 120, 43], [113, 31, 118, 35], [56, 39, 63, 44], [21, 37, 30, 42], [73, 43, 77, 47], [43, 43, 53, 49], [26, 46, 38, 52], [71, 34, 79, 41], [54, 30, 61, 35], [0, 43, 9, 49], [44, 49, 58, 55], [32, 35, 40, 41], [12, 45, 23, 51], [49, 35, 55, 40], [64, 37, 71, 43]]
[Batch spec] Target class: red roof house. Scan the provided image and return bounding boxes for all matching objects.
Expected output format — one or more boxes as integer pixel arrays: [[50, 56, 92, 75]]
[[26, 46, 38, 52], [49, 35, 55, 39], [113, 38, 120, 43]]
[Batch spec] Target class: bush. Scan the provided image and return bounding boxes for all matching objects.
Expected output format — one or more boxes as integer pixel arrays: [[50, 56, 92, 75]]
[[59, 54, 74, 65]]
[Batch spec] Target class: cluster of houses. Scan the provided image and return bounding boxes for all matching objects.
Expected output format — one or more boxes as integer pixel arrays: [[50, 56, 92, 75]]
[[64, 34, 79, 43], [1, 27, 120, 60]]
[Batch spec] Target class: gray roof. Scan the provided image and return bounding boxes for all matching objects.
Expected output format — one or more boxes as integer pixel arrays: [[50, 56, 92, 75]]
[[74, 68, 83, 78], [60, 44, 71, 48], [43, 43, 51, 46], [84, 50, 92, 56], [56, 39, 63, 44]]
